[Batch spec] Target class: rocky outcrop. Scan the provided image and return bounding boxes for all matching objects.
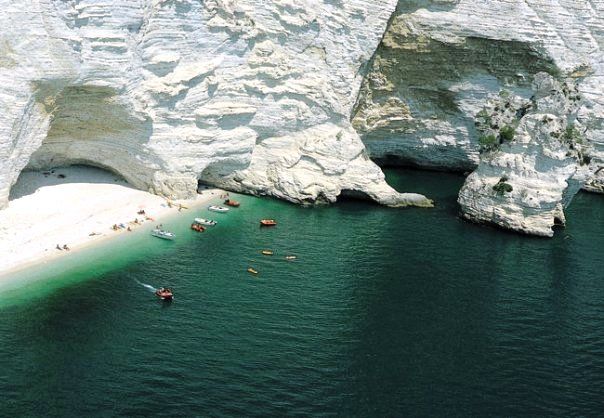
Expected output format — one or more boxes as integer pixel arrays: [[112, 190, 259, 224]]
[[458, 73, 592, 236], [207, 123, 433, 206], [0, 0, 433, 210], [353, 0, 604, 192]]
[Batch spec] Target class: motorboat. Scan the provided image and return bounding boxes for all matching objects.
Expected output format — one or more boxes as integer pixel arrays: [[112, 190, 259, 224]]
[[191, 223, 205, 232], [194, 218, 217, 226], [155, 287, 173, 300], [247, 267, 259, 275], [151, 229, 175, 240], [208, 205, 229, 213], [261, 250, 274, 256], [285, 255, 297, 260], [224, 199, 240, 207], [260, 219, 277, 226]]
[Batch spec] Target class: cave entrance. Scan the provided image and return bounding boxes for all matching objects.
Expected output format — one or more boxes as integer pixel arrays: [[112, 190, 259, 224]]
[[197, 157, 253, 193], [25, 85, 154, 192], [9, 164, 130, 201], [338, 189, 372, 203], [197, 164, 225, 189]]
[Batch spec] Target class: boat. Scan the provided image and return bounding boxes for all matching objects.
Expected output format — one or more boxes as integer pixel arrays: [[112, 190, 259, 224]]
[[208, 205, 229, 213], [155, 287, 173, 300], [285, 255, 297, 260], [194, 218, 217, 226], [224, 199, 240, 207], [151, 228, 175, 240], [191, 223, 205, 232], [261, 250, 274, 256], [260, 219, 277, 226], [247, 267, 259, 275]]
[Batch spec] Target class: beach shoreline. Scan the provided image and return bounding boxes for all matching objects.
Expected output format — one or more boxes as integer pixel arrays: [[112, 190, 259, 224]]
[[0, 166, 224, 280]]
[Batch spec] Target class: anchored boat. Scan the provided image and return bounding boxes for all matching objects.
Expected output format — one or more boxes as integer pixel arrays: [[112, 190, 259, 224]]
[[224, 199, 240, 207], [191, 223, 205, 232], [208, 205, 229, 213], [194, 218, 217, 226], [260, 219, 277, 226], [151, 229, 175, 240]]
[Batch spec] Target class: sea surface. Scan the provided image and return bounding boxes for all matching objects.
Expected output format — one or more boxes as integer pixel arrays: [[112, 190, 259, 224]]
[[0, 169, 603, 417]]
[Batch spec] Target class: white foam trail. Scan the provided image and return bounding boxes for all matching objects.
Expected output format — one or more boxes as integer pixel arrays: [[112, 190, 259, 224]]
[[134, 279, 157, 293]]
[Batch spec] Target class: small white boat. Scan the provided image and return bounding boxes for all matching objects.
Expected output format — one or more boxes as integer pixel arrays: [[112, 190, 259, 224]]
[[208, 205, 229, 213], [194, 218, 217, 226], [151, 229, 175, 240]]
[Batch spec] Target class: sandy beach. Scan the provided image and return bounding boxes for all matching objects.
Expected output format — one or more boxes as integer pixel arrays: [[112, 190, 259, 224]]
[[0, 166, 221, 278]]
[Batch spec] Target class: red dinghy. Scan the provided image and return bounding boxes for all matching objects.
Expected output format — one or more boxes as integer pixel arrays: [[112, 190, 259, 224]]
[[155, 287, 173, 300], [224, 199, 240, 207], [191, 223, 205, 232]]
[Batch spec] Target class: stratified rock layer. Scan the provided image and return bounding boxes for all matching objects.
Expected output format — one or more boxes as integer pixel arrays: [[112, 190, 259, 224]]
[[0, 0, 432, 209], [354, 0, 604, 191], [458, 73, 592, 237]]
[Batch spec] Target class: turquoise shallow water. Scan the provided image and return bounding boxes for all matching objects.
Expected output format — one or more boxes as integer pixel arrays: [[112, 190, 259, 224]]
[[1, 169, 603, 416]]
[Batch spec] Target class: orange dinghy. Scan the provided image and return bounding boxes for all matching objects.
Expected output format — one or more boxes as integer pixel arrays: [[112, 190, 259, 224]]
[[224, 199, 240, 207], [260, 219, 277, 227]]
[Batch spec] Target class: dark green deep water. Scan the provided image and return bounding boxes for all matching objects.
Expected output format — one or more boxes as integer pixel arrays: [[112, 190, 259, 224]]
[[1, 169, 603, 417]]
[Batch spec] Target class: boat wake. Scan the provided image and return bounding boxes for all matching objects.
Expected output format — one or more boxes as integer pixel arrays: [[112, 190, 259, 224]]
[[134, 279, 157, 293]]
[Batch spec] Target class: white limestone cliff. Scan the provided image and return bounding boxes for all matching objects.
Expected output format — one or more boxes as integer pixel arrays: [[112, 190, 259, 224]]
[[2, 0, 602, 236], [0, 0, 433, 210], [353, 0, 604, 193], [458, 73, 592, 237]]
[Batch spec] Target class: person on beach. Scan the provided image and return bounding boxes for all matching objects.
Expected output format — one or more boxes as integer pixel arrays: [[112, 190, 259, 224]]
[[56, 244, 62, 251], [63, 244, 70, 251]]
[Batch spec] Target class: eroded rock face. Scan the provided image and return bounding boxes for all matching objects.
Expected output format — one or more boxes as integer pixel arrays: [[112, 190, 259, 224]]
[[458, 73, 592, 237], [0, 0, 433, 209], [353, 0, 604, 190], [207, 123, 433, 207]]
